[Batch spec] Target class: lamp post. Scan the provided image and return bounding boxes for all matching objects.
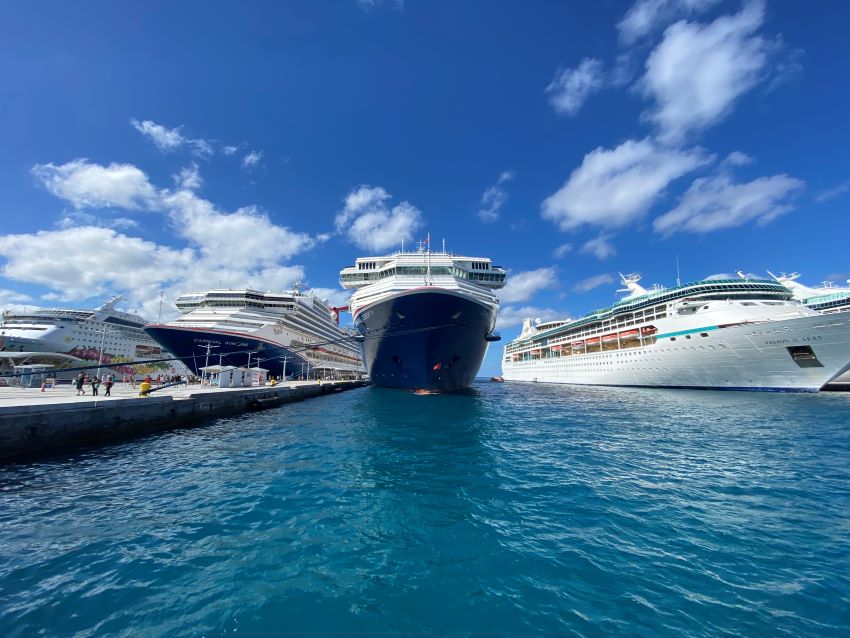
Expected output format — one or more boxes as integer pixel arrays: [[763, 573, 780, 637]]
[[96, 324, 107, 378], [200, 344, 219, 386]]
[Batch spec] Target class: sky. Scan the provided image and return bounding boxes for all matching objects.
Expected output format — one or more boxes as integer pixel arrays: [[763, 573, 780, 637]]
[[0, 0, 848, 376]]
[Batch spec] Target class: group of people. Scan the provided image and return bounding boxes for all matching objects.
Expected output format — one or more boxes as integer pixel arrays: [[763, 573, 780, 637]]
[[74, 372, 115, 397]]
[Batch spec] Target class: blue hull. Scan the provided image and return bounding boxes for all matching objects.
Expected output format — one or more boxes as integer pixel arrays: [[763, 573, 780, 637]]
[[355, 290, 497, 391], [143, 326, 310, 379]]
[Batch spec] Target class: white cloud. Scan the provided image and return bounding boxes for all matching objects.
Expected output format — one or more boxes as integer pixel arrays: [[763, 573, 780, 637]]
[[816, 178, 850, 203], [131, 119, 185, 152], [32, 159, 158, 210], [221, 145, 239, 156], [131, 118, 215, 158], [499, 267, 558, 303], [653, 173, 804, 235], [335, 185, 423, 252], [574, 273, 615, 293], [242, 150, 263, 169], [723, 151, 754, 167], [546, 58, 604, 116], [553, 243, 573, 259], [542, 138, 710, 230], [640, 1, 771, 143], [173, 164, 203, 191], [477, 170, 515, 222], [0, 227, 195, 302], [496, 305, 565, 331], [0, 288, 32, 307], [580, 234, 617, 260], [618, 0, 721, 45], [19, 158, 321, 317], [308, 287, 351, 308], [55, 211, 139, 231]]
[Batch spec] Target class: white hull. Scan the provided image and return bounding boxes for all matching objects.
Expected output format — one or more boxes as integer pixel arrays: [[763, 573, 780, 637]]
[[503, 312, 850, 392]]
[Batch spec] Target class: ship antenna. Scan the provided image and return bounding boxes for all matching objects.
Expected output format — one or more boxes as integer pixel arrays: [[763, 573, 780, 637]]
[[157, 289, 163, 323], [442, 238, 446, 254], [676, 254, 681, 287], [401, 236, 404, 253]]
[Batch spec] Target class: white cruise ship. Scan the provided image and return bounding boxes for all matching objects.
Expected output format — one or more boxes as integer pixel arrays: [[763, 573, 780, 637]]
[[0, 297, 172, 378], [143, 286, 363, 379], [340, 240, 506, 391], [768, 271, 850, 313], [502, 274, 850, 392], [769, 271, 850, 385]]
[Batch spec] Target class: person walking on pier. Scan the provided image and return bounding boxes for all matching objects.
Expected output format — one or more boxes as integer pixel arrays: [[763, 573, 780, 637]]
[[104, 375, 113, 396], [91, 376, 100, 396], [74, 372, 85, 396]]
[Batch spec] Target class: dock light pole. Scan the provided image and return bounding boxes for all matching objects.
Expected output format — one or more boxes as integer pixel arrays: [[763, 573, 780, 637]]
[[201, 344, 219, 386], [281, 355, 289, 380], [96, 324, 107, 378]]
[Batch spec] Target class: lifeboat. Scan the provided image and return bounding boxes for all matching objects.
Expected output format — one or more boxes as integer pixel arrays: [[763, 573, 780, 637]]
[[531, 349, 541, 356], [585, 337, 601, 346], [619, 329, 639, 339], [551, 344, 563, 351], [641, 326, 657, 336], [602, 333, 618, 343]]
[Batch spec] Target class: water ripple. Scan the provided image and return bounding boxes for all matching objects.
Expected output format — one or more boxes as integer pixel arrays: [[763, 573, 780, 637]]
[[2, 384, 850, 636]]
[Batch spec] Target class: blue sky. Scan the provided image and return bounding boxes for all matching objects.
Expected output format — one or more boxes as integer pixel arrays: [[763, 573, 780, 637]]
[[1, 0, 848, 376]]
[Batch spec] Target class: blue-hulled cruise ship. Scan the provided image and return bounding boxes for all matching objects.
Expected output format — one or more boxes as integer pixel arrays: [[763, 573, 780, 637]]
[[144, 287, 363, 379], [340, 241, 506, 391]]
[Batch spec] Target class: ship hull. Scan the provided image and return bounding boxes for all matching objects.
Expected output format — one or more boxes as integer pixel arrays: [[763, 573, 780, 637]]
[[144, 325, 309, 379], [502, 312, 850, 392], [354, 289, 497, 391]]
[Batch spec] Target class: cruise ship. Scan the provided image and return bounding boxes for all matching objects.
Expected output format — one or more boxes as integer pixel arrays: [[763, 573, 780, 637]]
[[340, 241, 506, 391], [768, 271, 850, 313], [0, 297, 172, 378], [768, 271, 850, 386], [143, 286, 363, 379], [502, 274, 850, 392]]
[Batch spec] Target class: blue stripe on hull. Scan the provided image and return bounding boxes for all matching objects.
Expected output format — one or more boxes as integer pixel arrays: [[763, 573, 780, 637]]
[[505, 380, 820, 393], [143, 327, 309, 379], [356, 291, 496, 391]]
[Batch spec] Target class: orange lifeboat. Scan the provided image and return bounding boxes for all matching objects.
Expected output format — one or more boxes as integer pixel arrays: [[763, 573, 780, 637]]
[[641, 326, 657, 336], [619, 329, 639, 339]]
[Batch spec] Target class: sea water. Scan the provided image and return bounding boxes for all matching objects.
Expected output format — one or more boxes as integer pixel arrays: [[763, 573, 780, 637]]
[[1, 383, 849, 637]]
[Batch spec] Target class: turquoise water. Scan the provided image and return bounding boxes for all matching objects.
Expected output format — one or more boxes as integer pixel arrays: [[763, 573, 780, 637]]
[[1, 382, 849, 637]]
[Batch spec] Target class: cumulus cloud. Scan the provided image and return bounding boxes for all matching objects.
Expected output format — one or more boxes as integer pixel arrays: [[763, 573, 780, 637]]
[[242, 150, 263, 169], [496, 305, 565, 331], [499, 267, 558, 303], [640, 1, 771, 143], [32, 159, 158, 210], [308, 287, 351, 308], [173, 164, 203, 191], [542, 138, 710, 230], [546, 58, 604, 116], [16, 158, 320, 317], [477, 170, 515, 222], [0, 227, 195, 302], [573, 273, 615, 293], [653, 173, 804, 235], [580, 234, 617, 260], [618, 0, 721, 44], [335, 185, 423, 252]]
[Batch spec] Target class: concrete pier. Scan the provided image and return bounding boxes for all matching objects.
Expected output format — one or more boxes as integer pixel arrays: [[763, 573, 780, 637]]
[[0, 380, 368, 462]]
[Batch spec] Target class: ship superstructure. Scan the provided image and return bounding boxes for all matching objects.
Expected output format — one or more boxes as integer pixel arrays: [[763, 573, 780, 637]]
[[0, 297, 171, 377], [143, 287, 363, 379], [502, 274, 850, 392], [768, 271, 850, 314], [340, 242, 506, 390]]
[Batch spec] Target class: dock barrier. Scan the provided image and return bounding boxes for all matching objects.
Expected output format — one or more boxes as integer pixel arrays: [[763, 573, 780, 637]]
[[0, 380, 368, 462]]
